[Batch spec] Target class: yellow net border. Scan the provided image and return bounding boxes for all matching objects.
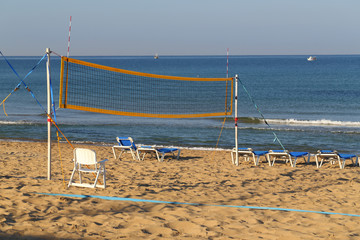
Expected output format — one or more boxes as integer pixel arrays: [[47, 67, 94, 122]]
[[59, 57, 233, 118]]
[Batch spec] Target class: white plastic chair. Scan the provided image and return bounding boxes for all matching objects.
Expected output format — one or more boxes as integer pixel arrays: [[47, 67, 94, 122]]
[[68, 148, 108, 188]]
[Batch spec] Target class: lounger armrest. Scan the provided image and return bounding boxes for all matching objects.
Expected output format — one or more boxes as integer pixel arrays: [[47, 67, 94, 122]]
[[113, 145, 134, 150], [269, 150, 289, 153], [138, 146, 156, 150]]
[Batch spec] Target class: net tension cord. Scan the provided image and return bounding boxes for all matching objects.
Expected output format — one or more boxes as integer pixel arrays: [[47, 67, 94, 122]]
[[237, 76, 286, 151]]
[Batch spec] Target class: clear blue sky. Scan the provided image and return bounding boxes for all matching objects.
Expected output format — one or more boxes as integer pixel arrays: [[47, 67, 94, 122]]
[[1, 0, 359, 56]]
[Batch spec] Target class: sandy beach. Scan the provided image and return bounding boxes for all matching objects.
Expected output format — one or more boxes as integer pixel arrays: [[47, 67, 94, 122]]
[[1, 140, 360, 239]]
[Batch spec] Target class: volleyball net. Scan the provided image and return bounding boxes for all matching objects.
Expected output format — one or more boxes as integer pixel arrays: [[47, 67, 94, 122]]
[[59, 57, 233, 118]]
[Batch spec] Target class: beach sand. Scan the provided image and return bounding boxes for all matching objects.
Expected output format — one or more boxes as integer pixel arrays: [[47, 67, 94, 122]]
[[0, 141, 360, 239]]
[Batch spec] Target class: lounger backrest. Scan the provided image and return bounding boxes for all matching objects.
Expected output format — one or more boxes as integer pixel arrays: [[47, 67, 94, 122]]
[[116, 137, 137, 150]]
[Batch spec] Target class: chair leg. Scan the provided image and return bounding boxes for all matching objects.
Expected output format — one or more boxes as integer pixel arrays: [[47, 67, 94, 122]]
[[315, 156, 319, 168], [160, 153, 165, 162], [129, 149, 138, 161], [303, 156, 308, 165], [230, 151, 235, 164], [112, 147, 117, 159], [135, 150, 141, 161], [94, 169, 101, 188], [140, 152, 147, 161], [271, 157, 276, 166], [232, 152, 244, 165], [337, 156, 343, 169], [141, 152, 148, 161], [79, 171, 82, 184], [256, 155, 265, 166], [290, 157, 296, 167], [102, 164, 106, 188], [252, 153, 257, 166], [156, 151, 162, 162], [112, 148, 125, 160], [266, 155, 271, 166], [93, 172, 99, 188], [68, 168, 77, 187], [176, 150, 181, 160], [340, 159, 346, 169], [119, 150, 125, 160]]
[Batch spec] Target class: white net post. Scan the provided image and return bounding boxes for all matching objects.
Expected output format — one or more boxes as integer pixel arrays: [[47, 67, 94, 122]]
[[46, 48, 52, 180], [234, 74, 239, 166]]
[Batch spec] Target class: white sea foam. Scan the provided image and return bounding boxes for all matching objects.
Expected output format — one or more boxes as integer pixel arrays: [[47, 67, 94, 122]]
[[264, 118, 360, 127], [0, 120, 38, 125]]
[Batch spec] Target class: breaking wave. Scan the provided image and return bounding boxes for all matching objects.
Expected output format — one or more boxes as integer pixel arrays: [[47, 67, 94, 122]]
[[239, 117, 360, 127]]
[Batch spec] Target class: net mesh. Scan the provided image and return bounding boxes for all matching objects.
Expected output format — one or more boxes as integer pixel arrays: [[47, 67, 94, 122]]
[[59, 57, 233, 118]]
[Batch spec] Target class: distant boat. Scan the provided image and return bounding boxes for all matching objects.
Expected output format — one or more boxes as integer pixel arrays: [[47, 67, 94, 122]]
[[154, 53, 159, 59], [307, 56, 316, 61]]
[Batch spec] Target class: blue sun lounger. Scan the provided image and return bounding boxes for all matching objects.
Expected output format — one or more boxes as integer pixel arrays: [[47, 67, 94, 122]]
[[266, 150, 310, 167], [112, 137, 180, 162], [137, 145, 180, 162], [315, 150, 358, 169], [231, 148, 268, 166], [112, 137, 139, 161]]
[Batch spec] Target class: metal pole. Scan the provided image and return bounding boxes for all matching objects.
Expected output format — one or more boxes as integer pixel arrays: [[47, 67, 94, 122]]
[[234, 74, 239, 166], [67, 16, 72, 58], [46, 48, 52, 180]]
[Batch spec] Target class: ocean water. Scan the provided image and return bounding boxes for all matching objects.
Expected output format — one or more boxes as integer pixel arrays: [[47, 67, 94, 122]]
[[1, 54, 360, 154]]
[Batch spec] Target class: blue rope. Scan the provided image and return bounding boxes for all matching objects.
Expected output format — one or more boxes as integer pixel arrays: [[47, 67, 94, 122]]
[[238, 77, 286, 150], [32, 192, 360, 218], [0, 51, 48, 113], [50, 73, 57, 122], [0, 51, 22, 80]]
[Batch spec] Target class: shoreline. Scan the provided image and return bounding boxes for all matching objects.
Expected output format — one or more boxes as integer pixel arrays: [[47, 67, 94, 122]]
[[2, 138, 358, 155], [0, 138, 234, 151]]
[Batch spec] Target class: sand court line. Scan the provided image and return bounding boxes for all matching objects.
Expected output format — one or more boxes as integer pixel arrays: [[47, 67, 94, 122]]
[[32, 192, 360, 218]]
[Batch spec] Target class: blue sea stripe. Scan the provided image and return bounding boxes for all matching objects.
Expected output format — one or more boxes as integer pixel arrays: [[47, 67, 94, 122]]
[[32, 192, 360, 218]]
